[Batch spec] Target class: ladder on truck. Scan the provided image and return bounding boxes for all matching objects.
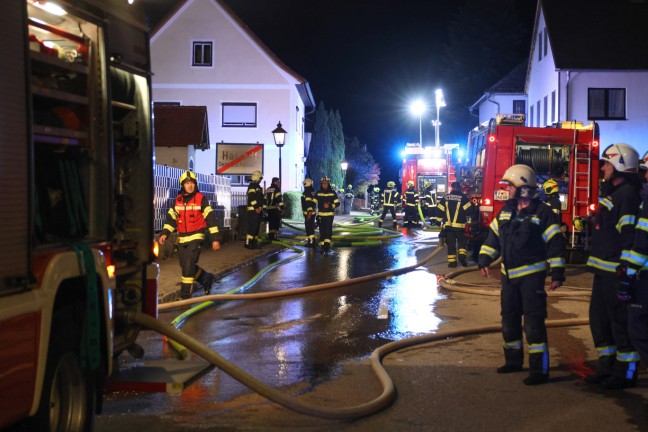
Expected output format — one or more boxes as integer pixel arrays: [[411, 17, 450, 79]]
[[571, 138, 592, 249]]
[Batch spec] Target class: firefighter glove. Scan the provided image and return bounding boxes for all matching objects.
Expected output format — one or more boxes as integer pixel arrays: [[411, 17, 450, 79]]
[[616, 264, 635, 302]]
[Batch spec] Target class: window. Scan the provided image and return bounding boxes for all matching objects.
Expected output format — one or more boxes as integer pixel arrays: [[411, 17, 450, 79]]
[[588, 88, 626, 120], [538, 30, 543, 61], [543, 96, 548, 126], [222, 175, 249, 185], [530, 105, 534, 126], [222, 103, 257, 127], [544, 30, 548, 57], [513, 100, 526, 115], [295, 106, 300, 131], [154, 101, 181, 106], [192, 41, 213, 67], [551, 91, 556, 123], [536, 100, 540, 126]]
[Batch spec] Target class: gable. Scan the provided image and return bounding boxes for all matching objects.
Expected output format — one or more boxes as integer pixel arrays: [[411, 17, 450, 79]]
[[151, 0, 303, 86]]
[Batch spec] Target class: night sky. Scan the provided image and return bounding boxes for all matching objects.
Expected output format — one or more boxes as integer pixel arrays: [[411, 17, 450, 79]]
[[147, 0, 536, 184]]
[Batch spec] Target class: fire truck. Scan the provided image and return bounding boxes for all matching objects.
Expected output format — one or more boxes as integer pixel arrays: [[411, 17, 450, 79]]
[[400, 142, 458, 197], [460, 113, 600, 251], [1, 1, 157, 430]]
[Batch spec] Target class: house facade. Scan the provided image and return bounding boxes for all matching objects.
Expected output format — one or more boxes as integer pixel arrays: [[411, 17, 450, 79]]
[[150, 0, 315, 191], [471, 0, 648, 157], [469, 61, 527, 126], [526, 0, 648, 154]]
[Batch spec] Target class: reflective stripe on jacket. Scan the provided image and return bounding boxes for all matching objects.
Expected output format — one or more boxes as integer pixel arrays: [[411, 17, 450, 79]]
[[437, 191, 472, 228], [382, 188, 401, 207], [161, 191, 219, 244]]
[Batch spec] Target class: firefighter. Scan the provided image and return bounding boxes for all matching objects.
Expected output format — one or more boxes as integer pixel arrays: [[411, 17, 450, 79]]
[[403, 180, 419, 227], [437, 182, 472, 267], [159, 171, 221, 299], [264, 177, 284, 241], [370, 186, 381, 216], [344, 184, 354, 215], [639, 151, 648, 199], [478, 164, 565, 386], [585, 143, 641, 389], [379, 181, 400, 229], [244, 170, 265, 249], [542, 179, 562, 222], [301, 178, 317, 247], [421, 181, 437, 223], [316, 177, 339, 252]]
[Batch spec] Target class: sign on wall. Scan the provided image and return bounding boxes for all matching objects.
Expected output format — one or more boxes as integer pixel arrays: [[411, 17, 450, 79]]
[[216, 143, 264, 175]]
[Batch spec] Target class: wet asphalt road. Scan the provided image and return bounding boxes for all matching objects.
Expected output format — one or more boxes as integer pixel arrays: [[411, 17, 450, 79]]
[[96, 227, 648, 431]]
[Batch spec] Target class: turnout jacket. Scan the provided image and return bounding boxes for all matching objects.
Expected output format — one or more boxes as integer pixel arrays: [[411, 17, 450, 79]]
[[381, 188, 401, 207], [315, 187, 339, 216], [622, 198, 648, 276], [403, 187, 419, 207], [422, 186, 436, 209], [588, 181, 640, 275], [264, 183, 285, 212], [435, 190, 472, 228], [301, 186, 317, 215], [478, 198, 565, 281], [246, 181, 264, 211], [162, 191, 219, 244]]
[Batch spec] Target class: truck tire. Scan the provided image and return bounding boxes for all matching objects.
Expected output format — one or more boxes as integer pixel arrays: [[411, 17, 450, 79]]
[[33, 316, 96, 432]]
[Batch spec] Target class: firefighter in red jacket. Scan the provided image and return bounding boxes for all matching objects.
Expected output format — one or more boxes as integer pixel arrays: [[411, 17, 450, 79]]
[[159, 171, 220, 299], [478, 164, 565, 386], [585, 143, 641, 389]]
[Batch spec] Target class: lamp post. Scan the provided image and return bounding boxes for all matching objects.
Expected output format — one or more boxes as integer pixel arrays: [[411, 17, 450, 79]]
[[433, 89, 446, 148], [409, 99, 426, 146], [340, 160, 348, 188], [272, 121, 287, 185]]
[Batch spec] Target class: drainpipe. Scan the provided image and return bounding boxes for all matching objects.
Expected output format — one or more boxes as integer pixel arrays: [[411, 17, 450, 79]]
[[565, 71, 571, 121], [486, 92, 500, 115]]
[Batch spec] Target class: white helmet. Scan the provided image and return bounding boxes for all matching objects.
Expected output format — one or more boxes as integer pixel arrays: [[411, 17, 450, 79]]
[[601, 143, 639, 173], [639, 151, 648, 171], [501, 164, 537, 188], [251, 170, 263, 182]]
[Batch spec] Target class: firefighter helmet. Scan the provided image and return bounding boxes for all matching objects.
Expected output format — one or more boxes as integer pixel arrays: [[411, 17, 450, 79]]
[[573, 217, 586, 232], [407, 180, 415, 187], [501, 164, 538, 188], [251, 170, 263, 182], [423, 181, 431, 188], [387, 181, 395, 188], [179, 170, 197, 186], [640, 151, 648, 171], [347, 184, 353, 189], [303, 178, 313, 187], [601, 143, 639, 173], [320, 176, 331, 184], [543, 179, 559, 195], [373, 186, 380, 193]]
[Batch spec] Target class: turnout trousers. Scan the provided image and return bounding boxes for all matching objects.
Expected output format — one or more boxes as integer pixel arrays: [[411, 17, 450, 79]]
[[178, 241, 211, 298], [380, 206, 397, 228], [501, 272, 549, 377], [304, 213, 316, 245], [267, 209, 281, 239], [319, 215, 334, 247], [590, 273, 639, 381], [246, 210, 262, 245], [629, 275, 648, 366], [445, 227, 467, 265]]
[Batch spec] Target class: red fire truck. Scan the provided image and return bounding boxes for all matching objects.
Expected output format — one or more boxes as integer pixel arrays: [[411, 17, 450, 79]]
[[460, 113, 600, 250], [400, 142, 458, 197], [1, 1, 157, 429]]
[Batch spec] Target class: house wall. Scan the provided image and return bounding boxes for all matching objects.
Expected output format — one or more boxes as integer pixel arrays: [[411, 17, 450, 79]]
[[527, 9, 559, 127], [151, 0, 307, 191], [567, 71, 648, 153], [477, 94, 528, 125]]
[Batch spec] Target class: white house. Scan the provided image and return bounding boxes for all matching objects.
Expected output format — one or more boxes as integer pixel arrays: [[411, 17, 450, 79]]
[[526, 0, 648, 155], [469, 61, 527, 126], [469, 0, 648, 157], [150, 0, 315, 191]]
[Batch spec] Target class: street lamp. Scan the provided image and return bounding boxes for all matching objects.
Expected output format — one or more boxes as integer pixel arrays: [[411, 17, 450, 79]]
[[340, 160, 348, 187], [433, 89, 446, 148], [409, 99, 427, 146], [272, 121, 287, 185]]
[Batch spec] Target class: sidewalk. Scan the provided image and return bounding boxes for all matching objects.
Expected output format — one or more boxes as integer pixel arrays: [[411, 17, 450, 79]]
[[155, 211, 363, 303]]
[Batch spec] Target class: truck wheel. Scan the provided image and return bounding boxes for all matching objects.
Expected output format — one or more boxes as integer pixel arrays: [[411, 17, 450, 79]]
[[33, 322, 96, 431]]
